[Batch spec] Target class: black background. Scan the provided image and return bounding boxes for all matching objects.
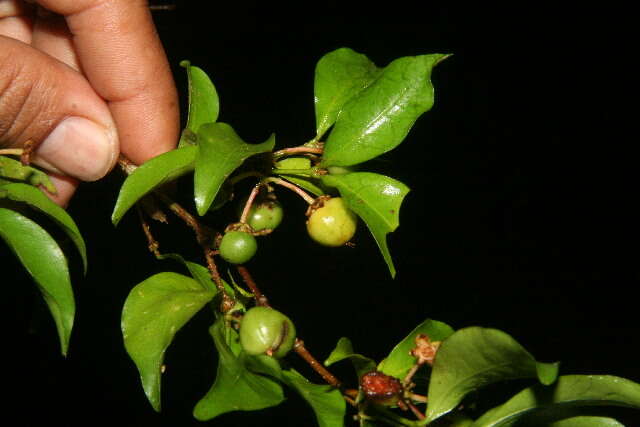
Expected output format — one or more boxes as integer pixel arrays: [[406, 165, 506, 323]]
[[3, 2, 638, 426]]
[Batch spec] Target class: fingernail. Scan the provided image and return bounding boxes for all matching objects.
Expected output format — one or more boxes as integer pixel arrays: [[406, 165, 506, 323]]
[[36, 116, 118, 181]]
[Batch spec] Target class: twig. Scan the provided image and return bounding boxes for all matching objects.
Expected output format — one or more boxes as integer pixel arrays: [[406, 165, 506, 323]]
[[294, 339, 342, 389], [0, 148, 23, 156], [264, 177, 315, 204], [137, 206, 161, 257], [273, 145, 323, 159], [236, 266, 269, 307], [239, 183, 262, 224], [154, 192, 210, 246]]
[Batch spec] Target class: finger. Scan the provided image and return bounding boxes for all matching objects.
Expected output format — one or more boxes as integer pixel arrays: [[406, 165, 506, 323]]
[[0, 0, 34, 42], [45, 173, 78, 207], [34, 0, 179, 165], [0, 36, 119, 181], [31, 8, 80, 71]]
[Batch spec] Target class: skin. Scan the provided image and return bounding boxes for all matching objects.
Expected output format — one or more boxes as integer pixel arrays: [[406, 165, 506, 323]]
[[0, 0, 179, 206]]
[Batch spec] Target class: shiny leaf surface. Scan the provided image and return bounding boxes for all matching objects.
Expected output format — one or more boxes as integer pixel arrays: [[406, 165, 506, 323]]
[[321, 54, 449, 167], [194, 122, 275, 215], [314, 47, 380, 140], [193, 319, 284, 420], [473, 375, 640, 427], [122, 272, 215, 411], [0, 208, 74, 355], [322, 172, 409, 277], [425, 327, 560, 423], [0, 156, 57, 193], [324, 337, 376, 379], [282, 369, 346, 427], [1, 182, 87, 272], [180, 60, 219, 135], [111, 146, 197, 225], [378, 318, 454, 379]]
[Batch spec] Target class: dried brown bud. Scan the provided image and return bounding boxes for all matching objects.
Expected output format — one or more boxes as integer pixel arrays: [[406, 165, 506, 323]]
[[360, 371, 403, 406], [410, 334, 441, 366]]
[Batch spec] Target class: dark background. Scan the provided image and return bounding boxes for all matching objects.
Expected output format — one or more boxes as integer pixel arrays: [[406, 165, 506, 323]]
[[4, 2, 637, 426]]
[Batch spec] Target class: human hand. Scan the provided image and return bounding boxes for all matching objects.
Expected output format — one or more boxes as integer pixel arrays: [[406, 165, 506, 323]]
[[0, 0, 179, 206]]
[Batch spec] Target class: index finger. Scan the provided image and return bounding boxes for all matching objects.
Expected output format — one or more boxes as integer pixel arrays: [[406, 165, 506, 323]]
[[36, 0, 179, 164]]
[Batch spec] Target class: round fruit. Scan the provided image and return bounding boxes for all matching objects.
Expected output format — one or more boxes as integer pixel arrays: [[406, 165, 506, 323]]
[[247, 200, 284, 231], [306, 197, 357, 247], [219, 231, 257, 264], [360, 371, 403, 406], [239, 307, 296, 358]]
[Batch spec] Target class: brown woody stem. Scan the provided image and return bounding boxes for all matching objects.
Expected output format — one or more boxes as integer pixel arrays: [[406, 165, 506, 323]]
[[273, 145, 323, 159], [264, 177, 315, 204], [294, 339, 342, 389], [136, 206, 161, 257]]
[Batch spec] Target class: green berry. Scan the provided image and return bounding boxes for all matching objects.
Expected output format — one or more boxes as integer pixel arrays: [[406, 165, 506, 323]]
[[247, 200, 284, 231], [239, 307, 296, 358], [306, 197, 357, 247], [219, 231, 257, 264]]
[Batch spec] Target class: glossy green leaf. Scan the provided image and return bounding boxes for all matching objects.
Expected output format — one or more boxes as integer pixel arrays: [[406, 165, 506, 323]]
[[321, 53, 449, 167], [0, 183, 87, 272], [322, 172, 409, 278], [314, 47, 381, 140], [0, 156, 56, 193], [473, 375, 640, 427], [194, 122, 275, 215], [111, 146, 197, 225], [281, 369, 346, 427], [193, 319, 285, 420], [180, 60, 219, 135], [275, 157, 325, 196], [378, 319, 454, 379], [0, 208, 74, 355], [157, 253, 217, 293], [122, 272, 215, 411], [545, 416, 624, 427], [324, 337, 376, 379], [425, 327, 560, 423]]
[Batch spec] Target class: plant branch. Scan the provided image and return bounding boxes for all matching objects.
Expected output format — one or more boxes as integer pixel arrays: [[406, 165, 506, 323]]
[[0, 148, 23, 156], [236, 265, 269, 307], [239, 183, 262, 224], [294, 339, 343, 389], [264, 177, 315, 204], [273, 145, 323, 159], [136, 206, 161, 257]]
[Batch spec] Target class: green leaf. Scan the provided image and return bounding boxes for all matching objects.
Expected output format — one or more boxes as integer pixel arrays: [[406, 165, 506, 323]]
[[545, 416, 624, 427], [180, 60, 220, 135], [377, 319, 454, 379], [314, 47, 381, 140], [0, 183, 87, 273], [0, 208, 74, 355], [194, 122, 275, 215], [321, 53, 449, 167], [324, 337, 376, 379], [121, 272, 215, 411], [275, 157, 326, 196], [111, 146, 197, 225], [0, 155, 57, 193], [157, 253, 218, 293], [425, 327, 560, 423], [193, 319, 285, 420], [281, 369, 346, 427], [322, 172, 409, 278], [473, 375, 640, 427]]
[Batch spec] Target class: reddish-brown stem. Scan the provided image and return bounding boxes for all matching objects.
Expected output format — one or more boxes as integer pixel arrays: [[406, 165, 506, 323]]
[[273, 145, 323, 159], [265, 177, 315, 204], [20, 140, 35, 165], [236, 266, 270, 307], [136, 206, 161, 257], [205, 247, 235, 312], [294, 339, 342, 389], [240, 183, 262, 224], [406, 401, 425, 420], [155, 192, 211, 246]]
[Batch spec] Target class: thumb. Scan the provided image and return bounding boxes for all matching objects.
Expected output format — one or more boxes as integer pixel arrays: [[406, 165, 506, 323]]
[[0, 36, 118, 182]]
